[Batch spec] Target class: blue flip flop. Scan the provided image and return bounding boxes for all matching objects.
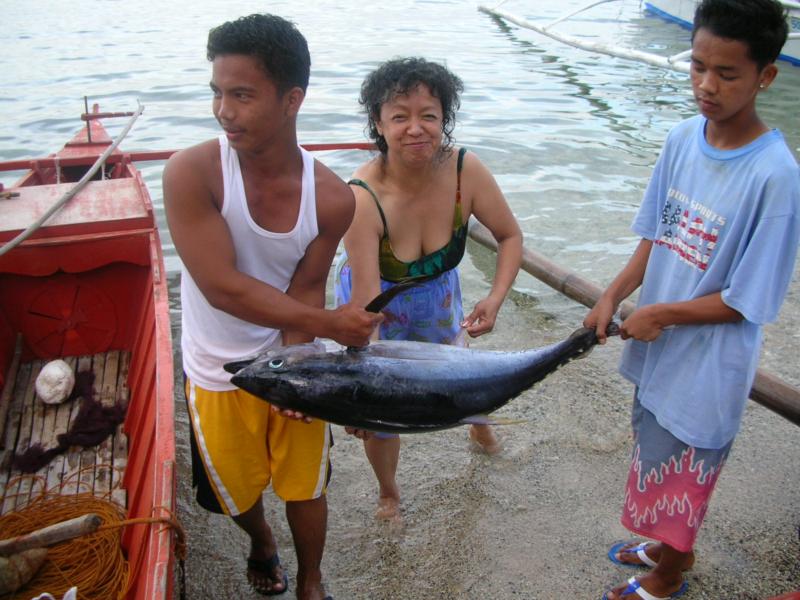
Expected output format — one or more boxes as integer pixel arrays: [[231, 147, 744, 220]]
[[608, 540, 658, 568], [601, 576, 688, 600]]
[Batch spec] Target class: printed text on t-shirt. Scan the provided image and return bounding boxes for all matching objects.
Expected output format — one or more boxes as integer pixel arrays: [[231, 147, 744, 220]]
[[654, 188, 725, 271]]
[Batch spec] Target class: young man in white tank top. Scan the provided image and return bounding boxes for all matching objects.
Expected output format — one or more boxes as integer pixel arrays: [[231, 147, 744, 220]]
[[163, 14, 381, 600]]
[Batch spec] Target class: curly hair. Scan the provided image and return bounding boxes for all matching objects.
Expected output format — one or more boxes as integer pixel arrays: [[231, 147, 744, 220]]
[[207, 14, 311, 93], [693, 0, 788, 69], [359, 57, 464, 155]]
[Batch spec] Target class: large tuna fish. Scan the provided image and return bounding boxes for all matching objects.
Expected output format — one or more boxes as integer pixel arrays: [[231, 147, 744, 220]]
[[224, 325, 611, 433]]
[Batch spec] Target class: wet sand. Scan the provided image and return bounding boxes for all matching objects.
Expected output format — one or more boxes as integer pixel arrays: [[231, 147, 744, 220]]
[[170, 267, 800, 599]]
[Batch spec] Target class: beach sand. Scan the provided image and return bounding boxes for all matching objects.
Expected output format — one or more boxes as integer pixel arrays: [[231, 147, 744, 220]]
[[170, 271, 800, 599]]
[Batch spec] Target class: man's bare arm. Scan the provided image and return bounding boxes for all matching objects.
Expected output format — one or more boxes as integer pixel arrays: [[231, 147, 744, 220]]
[[282, 163, 359, 345], [584, 238, 652, 343], [163, 146, 379, 346], [621, 292, 742, 342]]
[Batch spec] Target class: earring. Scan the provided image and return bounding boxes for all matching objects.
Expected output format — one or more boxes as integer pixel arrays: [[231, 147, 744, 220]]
[[759, 83, 766, 89]]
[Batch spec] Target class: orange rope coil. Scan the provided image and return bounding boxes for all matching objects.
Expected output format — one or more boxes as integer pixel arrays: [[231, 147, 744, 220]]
[[0, 492, 128, 599], [0, 468, 185, 600]]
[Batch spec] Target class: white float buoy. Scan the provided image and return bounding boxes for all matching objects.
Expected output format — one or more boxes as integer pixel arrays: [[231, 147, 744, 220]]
[[35, 359, 75, 405]]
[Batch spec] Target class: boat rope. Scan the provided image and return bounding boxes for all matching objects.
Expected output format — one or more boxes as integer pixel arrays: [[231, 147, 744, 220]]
[[101, 510, 188, 600], [1, 468, 187, 599], [0, 102, 144, 258]]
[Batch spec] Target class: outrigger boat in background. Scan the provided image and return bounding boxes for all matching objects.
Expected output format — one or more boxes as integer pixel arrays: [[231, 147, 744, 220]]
[[0, 104, 177, 599], [646, 0, 800, 66], [480, 0, 800, 71]]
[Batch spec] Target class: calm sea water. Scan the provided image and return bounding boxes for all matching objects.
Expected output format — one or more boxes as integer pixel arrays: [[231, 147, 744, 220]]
[[2, 0, 799, 379]]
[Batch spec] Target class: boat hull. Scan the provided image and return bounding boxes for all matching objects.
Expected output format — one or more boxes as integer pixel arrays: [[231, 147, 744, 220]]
[[0, 111, 176, 599], [645, 0, 800, 66]]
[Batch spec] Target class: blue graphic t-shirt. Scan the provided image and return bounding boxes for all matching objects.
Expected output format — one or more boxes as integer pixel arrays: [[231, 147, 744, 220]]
[[620, 115, 800, 449]]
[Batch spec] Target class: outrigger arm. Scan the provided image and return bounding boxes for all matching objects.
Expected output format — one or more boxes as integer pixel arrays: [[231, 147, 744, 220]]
[[479, 0, 692, 73]]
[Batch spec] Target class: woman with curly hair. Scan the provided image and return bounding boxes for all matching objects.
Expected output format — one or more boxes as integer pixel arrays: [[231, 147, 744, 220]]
[[335, 57, 523, 521]]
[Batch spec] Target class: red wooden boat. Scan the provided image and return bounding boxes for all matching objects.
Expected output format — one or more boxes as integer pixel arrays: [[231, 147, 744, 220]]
[[0, 106, 176, 598]]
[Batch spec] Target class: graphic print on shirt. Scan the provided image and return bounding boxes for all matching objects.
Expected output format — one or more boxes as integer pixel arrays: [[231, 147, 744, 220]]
[[655, 187, 727, 272]]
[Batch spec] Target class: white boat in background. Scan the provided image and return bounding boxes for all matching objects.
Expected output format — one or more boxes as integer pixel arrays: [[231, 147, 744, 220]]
[[479, 0, 800, 71], [646, 0, 800, 66]]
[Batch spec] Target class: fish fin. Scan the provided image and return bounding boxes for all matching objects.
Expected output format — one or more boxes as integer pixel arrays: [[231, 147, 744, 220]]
[[459, 415, 527, 427], [364, 274, 438, 313], [223, 357, 256, 374], [606, 320, 621, 337]]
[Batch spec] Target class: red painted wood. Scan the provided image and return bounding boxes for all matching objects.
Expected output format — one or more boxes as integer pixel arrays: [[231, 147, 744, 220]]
[[0, 114, 177, 599]]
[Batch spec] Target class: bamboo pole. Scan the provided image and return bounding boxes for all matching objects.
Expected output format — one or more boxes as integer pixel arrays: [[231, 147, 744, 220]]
[[468, 220, 800, 426], [478, 4, 691, 73], [0, 142, 376, 173]]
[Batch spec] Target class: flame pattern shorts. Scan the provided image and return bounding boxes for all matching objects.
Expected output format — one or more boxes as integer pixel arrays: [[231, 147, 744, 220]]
[[621, 392, 733, 552]]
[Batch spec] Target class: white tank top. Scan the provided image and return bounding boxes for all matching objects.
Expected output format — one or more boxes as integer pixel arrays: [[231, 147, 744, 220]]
[[180, 135, 319, 390]]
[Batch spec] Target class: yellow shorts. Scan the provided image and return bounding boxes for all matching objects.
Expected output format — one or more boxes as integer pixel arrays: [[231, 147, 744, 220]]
[[185, 377, 331, 516]]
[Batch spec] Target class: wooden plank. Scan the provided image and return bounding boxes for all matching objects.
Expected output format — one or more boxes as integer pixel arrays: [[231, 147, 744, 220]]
[[94, 350, 119, 499], [77, 353, 105, 496], [43, 356, 78, 495], [111, 351, 130, 508], [0, 178, 150, 237], [0, 334, 23, 451], [8, 359, 43, 512], [38, 375, 61, 492], [60, 355, 92, 497], [0, 362, 32, 515], [22, 359, 49, 507]]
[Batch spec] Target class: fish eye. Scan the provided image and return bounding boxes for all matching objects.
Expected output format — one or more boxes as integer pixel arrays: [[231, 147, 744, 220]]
[[268, 358, 284, 369]]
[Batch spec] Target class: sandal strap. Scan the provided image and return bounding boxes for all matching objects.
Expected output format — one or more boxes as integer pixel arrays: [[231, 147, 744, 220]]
[[617, 541, 658, 568], [248, 553, 281, 572], [634, 543, 658, 568], [621, 577, 670, 600]]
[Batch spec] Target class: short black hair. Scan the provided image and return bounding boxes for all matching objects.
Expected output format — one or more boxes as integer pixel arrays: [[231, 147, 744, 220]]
[[692, 0, 788, 69], [207, 14, 310, 93], [359, 57, 464, 155]]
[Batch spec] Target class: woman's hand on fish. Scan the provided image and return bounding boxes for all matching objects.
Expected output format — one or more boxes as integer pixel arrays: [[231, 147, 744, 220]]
[[270, 405, 313, 423], [462, 296, 503, 337], [344, 426, 373, 440]]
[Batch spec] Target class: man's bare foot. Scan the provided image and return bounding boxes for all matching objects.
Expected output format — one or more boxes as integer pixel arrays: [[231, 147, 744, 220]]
[[610, 541, 694, 570], [295, 577, 329, 600], [246, 552, 287, 595], [375, 496, 401, 521], [604, 574, 687, 600], [469, 424, 501, 455]]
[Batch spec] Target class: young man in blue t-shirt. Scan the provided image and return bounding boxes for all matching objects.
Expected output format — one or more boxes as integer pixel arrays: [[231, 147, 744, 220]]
[[584, 0, 800, 598]]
